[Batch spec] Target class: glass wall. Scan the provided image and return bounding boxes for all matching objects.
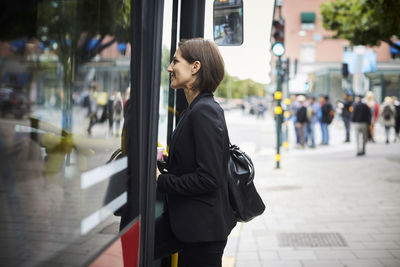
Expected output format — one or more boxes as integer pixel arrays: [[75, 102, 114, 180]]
[[0, 0, 132, 266], [368, 73, 400, 103], [313, 71, 343, 103]]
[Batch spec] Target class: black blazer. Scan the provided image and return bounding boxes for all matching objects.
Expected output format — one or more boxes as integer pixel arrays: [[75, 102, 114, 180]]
[[157, 92, 236, 243]]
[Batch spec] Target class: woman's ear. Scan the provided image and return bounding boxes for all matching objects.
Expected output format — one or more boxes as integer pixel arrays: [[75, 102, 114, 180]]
[[191, 61, 201, 75]]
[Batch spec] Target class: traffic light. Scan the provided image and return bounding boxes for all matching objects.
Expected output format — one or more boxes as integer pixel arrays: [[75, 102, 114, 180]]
[[272, 19, 284, 44], [271, 19, 285, 56]]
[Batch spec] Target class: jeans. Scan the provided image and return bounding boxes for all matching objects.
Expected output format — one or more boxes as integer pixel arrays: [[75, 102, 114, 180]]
[[353, 122, 368, 153], [343, 117, 351, 141], [321, 123, 329, 145], [154, 215, 227, 267], [306, 122, 316, 147], [293, 118, 299, 144]]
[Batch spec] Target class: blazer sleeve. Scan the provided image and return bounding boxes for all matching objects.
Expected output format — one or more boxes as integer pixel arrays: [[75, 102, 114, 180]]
[[157, 104, 226, 196]]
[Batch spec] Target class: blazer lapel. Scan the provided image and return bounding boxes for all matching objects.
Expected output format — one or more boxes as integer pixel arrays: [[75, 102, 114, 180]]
[[167, 92, 213, 163], [168, 109, 189, 163]]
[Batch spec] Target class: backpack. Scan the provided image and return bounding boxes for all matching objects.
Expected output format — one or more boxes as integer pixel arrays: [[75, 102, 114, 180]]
[[296, 106, 308, 123], [382, 105, 393, 120], [114, 99, 123, 114], [327, 110, 335, 124], [325, 103, 335, 124]]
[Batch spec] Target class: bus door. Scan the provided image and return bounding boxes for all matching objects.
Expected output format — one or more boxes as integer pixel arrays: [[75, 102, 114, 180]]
[[0, 0, 142, 266]]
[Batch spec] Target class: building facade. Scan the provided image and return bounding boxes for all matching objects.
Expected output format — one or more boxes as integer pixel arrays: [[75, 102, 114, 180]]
[[270, 0, 400, 103]]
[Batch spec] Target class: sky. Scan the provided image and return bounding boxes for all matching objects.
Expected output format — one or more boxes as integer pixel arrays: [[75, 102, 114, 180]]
[[162, 0, 275, 85]]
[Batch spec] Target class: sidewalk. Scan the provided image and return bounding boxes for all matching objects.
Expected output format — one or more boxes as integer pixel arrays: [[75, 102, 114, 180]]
[[223, 110, 400, 267]]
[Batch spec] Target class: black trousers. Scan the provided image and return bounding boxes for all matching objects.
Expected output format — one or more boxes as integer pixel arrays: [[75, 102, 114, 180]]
[[154, 215, 227, 267]]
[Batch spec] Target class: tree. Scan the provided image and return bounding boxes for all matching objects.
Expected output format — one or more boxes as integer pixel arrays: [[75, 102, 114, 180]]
[[216, 73, 266, 99], [320, 0, 400, 51], [37, 0, 130, 131]]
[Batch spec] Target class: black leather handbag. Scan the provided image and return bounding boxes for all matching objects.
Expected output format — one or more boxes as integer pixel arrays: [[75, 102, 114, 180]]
[[228, 144, 265, 222]]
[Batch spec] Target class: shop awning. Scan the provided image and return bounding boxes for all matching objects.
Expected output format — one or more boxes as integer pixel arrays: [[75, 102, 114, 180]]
[[301, 12, 316, 23]]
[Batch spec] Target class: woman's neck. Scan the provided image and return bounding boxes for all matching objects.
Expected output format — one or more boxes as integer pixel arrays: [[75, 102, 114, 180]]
[[184, 87, 200, 106]]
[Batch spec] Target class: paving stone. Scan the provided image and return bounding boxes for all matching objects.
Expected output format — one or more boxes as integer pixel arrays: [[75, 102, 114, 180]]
[[389, 250, 400, 259], [379, 259, 400, 267], [314, 250, 356, 260], [278, 250, 317, 260], [340, 259, 384, 267], [237, 251, 258, 260], [235, 259, 262, 267], [362, 241, 400, 249], [352, 249, 395, 259], [260, 260, 301, 267], [258, 250, 279, 260], [372, 234, 400, 242], [301, 260, 344, 267]]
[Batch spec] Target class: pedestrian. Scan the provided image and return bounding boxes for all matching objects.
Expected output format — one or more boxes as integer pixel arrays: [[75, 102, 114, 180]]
[[113, 92, 123, 136], [392, 96, 400, 142], [320, 95, 334, 145], [340, 91, 353, 143], [290, 94, 300, 145], [154, 38, 236, 266], [306, 96, 319, 148], [295, 95, 308, 148], [380, 96, 397, 144], [351, 95, 371, 156], [365, 91, 379, 142], [87, 83, 99, 136]]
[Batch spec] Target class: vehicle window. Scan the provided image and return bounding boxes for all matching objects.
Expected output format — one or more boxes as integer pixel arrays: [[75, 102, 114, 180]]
[[0, 0, 132, 265]]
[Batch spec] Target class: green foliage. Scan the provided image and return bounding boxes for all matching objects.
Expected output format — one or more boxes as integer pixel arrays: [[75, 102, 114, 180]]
[[161, 46, 171, 90], [216, 74, 266, 99], [320, 0, 400, 50], [37, 0, 130, 65]]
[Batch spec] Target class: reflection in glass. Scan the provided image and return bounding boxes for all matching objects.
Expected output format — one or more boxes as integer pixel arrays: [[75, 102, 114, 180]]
[[0, 0, 131, 265], [213, 0, 244, 46]]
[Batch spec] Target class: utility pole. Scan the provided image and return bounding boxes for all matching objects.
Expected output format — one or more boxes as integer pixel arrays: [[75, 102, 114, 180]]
[[271, 0, 285, 168], [282, 58, 290, 149], [274, 58, 283, 168]]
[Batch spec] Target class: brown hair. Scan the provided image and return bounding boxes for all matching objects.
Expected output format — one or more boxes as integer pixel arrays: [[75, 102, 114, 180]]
[[178, 38, 225, 93]]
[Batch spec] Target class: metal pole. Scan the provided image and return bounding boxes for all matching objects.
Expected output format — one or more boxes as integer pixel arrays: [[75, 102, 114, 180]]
[[282, 58, 290, 149], [275, 56, 283, 169]]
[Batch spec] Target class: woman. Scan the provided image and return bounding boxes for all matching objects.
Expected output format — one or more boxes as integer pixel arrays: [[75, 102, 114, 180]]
[[155, 38, 236, 266], [380, 96, 397, 144], [366, 91, 379, 142]]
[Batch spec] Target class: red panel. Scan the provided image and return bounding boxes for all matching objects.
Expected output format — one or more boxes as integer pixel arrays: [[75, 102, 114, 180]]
[[90, 220, 140, 267]]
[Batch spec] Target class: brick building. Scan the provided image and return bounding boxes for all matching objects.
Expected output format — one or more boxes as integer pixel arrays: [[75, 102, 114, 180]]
[[270, 0, 400, 103]]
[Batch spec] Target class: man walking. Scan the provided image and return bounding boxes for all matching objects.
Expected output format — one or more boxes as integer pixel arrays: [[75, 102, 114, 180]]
[[306, 96, 319, 148], [295, 95, 308, 148], [351, 95, 371, 156], [320, 95, 334, 145]]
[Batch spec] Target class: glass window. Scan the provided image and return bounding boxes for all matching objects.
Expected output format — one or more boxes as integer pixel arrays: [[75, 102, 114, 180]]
[[300, 44, 315, 63], [0, 0, 132, 265]]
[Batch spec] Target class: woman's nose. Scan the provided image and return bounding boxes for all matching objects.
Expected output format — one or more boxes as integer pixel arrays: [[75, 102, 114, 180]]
[[167, 63, 173, 72]]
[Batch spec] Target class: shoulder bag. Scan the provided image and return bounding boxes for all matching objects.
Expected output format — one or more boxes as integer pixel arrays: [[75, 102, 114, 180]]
[[228, 143, 266, 222]]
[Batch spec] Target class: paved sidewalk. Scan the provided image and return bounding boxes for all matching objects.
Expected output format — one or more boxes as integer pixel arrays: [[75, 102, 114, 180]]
[[223, 111, 400, 267]]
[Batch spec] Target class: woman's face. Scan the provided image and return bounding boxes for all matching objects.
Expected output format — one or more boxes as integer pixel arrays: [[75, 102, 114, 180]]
[[167, 48, 195, 90]]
